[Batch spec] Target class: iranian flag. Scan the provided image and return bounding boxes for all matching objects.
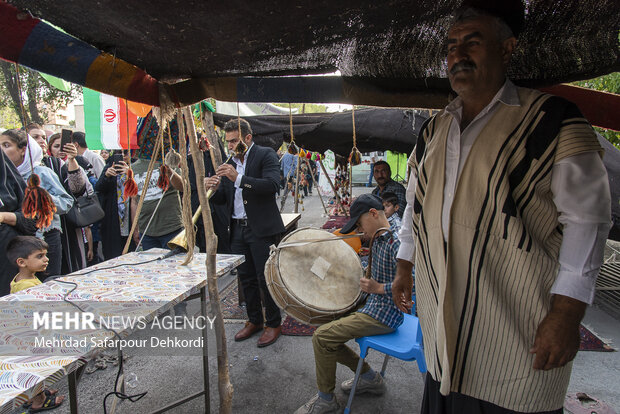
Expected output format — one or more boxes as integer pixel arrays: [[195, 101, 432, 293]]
[[83, 88, 146, 150]]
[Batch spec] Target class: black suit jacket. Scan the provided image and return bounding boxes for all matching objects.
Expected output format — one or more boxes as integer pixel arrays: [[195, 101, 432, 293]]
[[212, 143, 285, 238]]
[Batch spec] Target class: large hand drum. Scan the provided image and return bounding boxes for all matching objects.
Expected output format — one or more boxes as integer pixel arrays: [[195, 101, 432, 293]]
[[265, 227, 364, 326]]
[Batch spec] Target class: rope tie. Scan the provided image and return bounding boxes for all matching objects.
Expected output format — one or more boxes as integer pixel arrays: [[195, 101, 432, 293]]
[[348, 107, 361, 166], [123, 99, 138, 199]]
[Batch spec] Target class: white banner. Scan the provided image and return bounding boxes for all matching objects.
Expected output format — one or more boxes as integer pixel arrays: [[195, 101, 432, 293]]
[[318, 150, 336, 197]]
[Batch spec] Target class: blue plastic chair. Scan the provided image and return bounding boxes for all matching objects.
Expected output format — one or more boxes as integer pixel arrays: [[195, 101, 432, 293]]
[[344, 313, 426, 414]]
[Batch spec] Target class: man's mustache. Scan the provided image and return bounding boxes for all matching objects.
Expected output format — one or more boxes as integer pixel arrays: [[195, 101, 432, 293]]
[[450, 61, 476, 75]]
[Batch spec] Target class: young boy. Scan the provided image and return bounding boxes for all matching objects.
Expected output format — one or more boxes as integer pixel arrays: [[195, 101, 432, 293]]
[[7, 236, 49, 294], [380, 191, 401, 232], [296, 194, 405, 414], [6, 236, 65, 411]]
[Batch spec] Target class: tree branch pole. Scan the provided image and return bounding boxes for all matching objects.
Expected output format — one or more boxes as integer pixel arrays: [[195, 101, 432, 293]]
[[202, 110, 224, 169], [183, 106, 233, 414], [318, 158, 346, 215], [176, 114, 196, 265], [304, 158, 328, 215], [123, 126, 163, 254], [294, 154, 301, 213]]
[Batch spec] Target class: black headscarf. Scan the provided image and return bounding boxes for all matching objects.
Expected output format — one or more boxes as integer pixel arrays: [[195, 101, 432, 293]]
[[0, 148, 27, 213]]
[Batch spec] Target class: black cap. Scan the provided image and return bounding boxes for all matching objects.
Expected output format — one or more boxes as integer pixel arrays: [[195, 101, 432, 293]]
[[341, 194, 384, 234]]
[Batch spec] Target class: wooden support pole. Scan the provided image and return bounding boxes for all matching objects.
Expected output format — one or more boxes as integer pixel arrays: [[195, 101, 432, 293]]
[[318, 159, 346, 215], [123, 125, 163, 255], [304, 158, 328, 215], [183, 106, 233, 413], [294, 155, 301, 213]]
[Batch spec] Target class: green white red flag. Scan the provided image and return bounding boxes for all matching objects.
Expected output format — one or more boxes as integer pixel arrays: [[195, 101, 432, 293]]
[[83, 88, 140, 150]]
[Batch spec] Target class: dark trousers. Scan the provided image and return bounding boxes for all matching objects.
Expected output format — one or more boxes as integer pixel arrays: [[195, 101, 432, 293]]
[[42, 229, 62, 279], [230, 221, 281, 328], [421, 373, 563, 414]]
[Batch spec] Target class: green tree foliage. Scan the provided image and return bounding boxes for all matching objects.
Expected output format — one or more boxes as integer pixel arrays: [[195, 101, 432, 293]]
[[573, 72, 620, 149], [0, 61, 81, 127], [273, 103, 328, 113]]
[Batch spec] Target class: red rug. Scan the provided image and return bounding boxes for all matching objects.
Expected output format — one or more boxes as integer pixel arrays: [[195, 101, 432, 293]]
[[282, 316, 316, 336], [579, 324, 614, 352], [321, 215, 349, 230]]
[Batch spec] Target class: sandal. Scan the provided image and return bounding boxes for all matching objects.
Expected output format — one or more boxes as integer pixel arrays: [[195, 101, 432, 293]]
[[28, 391, 63, 413]]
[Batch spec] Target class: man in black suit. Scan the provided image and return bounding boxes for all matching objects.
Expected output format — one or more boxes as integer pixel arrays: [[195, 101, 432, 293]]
[[206, 118, 285, 347]]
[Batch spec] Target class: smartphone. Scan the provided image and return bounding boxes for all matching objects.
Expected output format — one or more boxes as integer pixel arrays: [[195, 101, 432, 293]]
[[110, 153, 124, 164], [60, 129, 73, 151]]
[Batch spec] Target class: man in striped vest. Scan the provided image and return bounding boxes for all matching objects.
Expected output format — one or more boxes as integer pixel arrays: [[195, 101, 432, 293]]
[[392, 3, 612, 413]]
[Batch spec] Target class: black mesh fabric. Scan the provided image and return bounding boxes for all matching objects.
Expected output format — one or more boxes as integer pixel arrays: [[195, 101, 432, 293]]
[[212, 108, 430, 155], [8, 0, 619, 88]]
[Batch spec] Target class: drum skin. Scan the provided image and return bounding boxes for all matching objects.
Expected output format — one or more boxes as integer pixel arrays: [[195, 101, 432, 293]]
[[265, 227, 364, 326]]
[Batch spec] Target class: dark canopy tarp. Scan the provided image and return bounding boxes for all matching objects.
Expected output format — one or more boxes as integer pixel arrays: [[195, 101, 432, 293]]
[[5, 0, 619, 106], [213, 108, 429, 155], [213, 110, 620, 241]]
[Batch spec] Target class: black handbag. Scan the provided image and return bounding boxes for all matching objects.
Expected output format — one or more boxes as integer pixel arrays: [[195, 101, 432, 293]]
[[65, 193, 105, 227]]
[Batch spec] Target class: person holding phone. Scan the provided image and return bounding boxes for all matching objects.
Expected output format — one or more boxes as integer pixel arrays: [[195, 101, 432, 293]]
[[71, 132, 105, 179], [46, 132, 95, 273], [95, 150, 134, 260]]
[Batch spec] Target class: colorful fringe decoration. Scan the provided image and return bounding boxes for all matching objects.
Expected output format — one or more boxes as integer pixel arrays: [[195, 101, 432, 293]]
[[123, 169, 139, 201], [348, 147, 362, 166], [198, 135, 212, 152], [22, 174, 57, 229], [157, 164, 170, 191], [287, 142, 298, 155]]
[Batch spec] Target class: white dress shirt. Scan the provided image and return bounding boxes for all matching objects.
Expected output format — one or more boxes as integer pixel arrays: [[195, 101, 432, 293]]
[[397, 80, 611, 304], [232, 143, 254, 219]]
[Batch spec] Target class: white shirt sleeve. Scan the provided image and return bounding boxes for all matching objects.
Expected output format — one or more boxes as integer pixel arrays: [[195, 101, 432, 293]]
[[550, 151, 612, 304], [396, 166, 417, 263]]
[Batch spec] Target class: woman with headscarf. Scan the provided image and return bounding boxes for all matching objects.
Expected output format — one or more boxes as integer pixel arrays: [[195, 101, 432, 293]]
[[0, 149, 37, 296], [95, 150, 133, 260], [46, 133, 94, 272], [0, 129, 73, 279]]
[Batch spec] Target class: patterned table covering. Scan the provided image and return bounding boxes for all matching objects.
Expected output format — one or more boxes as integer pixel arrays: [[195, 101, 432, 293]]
[[0, 249, 244, 413]]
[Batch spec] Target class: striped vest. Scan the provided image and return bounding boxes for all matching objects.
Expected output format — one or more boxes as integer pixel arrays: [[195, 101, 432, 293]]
[[412, 87, 602, 412]]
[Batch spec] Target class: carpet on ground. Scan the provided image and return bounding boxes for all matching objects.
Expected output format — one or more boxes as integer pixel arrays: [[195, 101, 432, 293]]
[[579, 324, 615, 352], [217, 281, 247, 320]]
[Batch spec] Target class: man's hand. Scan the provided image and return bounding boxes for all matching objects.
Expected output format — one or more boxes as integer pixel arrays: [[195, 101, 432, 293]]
[[216, 164, 238, 182], [132, 230, 141, 247], [530, 295, 586, 370], [87, 249, 94, 261], [204, 176, 221, 191], [392, 259, 414, 312], [360, 278, 384, 294]]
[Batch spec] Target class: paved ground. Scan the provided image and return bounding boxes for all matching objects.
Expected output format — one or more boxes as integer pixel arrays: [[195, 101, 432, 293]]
[[23, 186, 620, 413]]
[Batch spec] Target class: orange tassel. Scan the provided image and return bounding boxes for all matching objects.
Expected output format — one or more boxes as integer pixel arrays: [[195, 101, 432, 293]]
[[22, 174, 57, 229], [348, 147, 362, 166], [123, 168, 138, 201], [157, 164, 170, 191]]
